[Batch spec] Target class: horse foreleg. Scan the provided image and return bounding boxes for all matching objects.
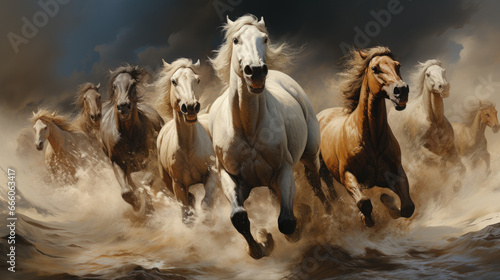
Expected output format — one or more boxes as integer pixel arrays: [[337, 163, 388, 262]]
[[319, 153, 337, 200], [302, 155, 331, 212], [344, 171, 374, 227], [201, 169, 218, 210], [484, 152, 491, 176], [276, 164, 303, 243], [112, 162, 140, 211], [381, 168, 415, 219], [220, 168, 274, 259], [173, 181, 195, 225]]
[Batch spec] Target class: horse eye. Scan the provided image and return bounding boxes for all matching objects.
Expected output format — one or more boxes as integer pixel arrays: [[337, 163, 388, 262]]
[[233, 38, 239, 45], [426, 72, 430, 77], [172, 80, 177, 86], [264, 37, 268, 44], [197, 79, 200, 84]]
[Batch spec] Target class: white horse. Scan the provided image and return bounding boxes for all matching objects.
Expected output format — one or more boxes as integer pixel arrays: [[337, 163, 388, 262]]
[[208, 15, 327, 259], [156, 58, 217, 223], [388, 60, 465, 183]]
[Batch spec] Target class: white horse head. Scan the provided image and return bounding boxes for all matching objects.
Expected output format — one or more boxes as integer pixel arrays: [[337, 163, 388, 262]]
[[33, 117, 48, 151], [228, 16, 268, 94], [169, 59, 201, 123], [424, 63, 450, 98]]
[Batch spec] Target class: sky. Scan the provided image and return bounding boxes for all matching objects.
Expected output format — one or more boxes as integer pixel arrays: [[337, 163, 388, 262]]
[[1, 0, 499, 126]]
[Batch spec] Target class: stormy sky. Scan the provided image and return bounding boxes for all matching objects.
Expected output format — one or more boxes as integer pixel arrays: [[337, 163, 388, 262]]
[[1, 0, 499, 126]]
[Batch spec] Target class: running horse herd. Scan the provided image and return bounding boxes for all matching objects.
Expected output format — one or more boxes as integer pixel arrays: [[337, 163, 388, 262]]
[[27, 15, 499, 259]]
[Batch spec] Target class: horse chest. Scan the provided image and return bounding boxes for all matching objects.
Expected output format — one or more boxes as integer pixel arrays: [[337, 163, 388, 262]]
[[169, 148, 210, 187]]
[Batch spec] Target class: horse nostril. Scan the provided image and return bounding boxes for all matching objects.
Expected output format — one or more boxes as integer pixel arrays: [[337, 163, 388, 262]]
[[439, 85, 443, 89], [195, 102, 200, 113], [97, 113, 102, 119], [181, 104, 188, 114], [91, 115, 95, 121], [394, 87, 401, 96], [244, 65, 252, 75], [127, 103, 131, 109], [262, 64, 268, 76]]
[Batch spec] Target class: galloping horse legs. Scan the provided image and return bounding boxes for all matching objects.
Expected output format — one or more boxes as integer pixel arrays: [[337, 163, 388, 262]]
[[319, 153, 337, 200], [201, 170, 218, 210], [275, 164, 297, 236], [344, 171, 374, 227], [112, 162, 140, 211], [302, 155, 331, 212], [220, 168, 274, 259], [173, 181, 195, 224]]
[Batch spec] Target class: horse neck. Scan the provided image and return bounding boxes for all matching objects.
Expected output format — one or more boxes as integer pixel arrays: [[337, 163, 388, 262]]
[[46, 121, 67, 153], [229, 69, 266, 139], [470, 111, 487, 143], [421, 87, 445, 124], [174, 111, 197, 150], [352, 77, 389, 147], [74, 111, 93, 135]]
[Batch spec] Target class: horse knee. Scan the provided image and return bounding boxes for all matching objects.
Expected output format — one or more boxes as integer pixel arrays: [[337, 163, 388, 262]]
[[278, 214, 296, 235], [231, 211, 251, 235]]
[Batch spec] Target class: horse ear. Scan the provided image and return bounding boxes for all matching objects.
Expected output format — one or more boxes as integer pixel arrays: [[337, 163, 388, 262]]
[[359, 49, 368, 59], [32, 111, 36, 117], [52, 111, 56, 116], [194, 59, 200, 68], [226, 15, 234, 25], [162, 59, 170, 67], [258, 16, 265, 26], [109, 69, 113, 74], [96, 83, 100, 89]]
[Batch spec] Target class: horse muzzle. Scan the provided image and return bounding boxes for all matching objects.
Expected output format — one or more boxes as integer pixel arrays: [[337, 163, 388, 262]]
[[492, 125, 500, 133], [244, 64, 267, 94], [35, 142, 43, 151], [180, 102, 200, 124], [389, 84, 409, 111]]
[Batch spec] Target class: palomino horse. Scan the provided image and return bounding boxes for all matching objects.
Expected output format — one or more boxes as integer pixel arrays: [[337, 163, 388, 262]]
[[100, 65, 164, 212], [387, 60, 465, 176], [71, 82, 102, 145], [318, 47, 415, 227], [452, 100, 499, 175], [156, 58, 217, 223], [208, 15, 327, 259], [32, 109, 90, 182]]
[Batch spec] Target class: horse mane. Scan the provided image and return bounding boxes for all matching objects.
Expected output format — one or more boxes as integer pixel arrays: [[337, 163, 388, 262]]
[[31, 108, 75, 132], [209, 14, 295, 87], [338, 46, 393, 113], [75, 82, 100, 108], [107, 64, 150, 103], [155, 58, 199, 118], [410, 59, 442, 98], [464, 99, 496, 125]]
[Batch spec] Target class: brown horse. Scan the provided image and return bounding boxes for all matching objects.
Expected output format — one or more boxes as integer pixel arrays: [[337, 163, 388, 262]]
[[71, 82, 102, 145], [318, 47, 415, 227], [452, 100, 499, 175], [100, 65, 164, 212]]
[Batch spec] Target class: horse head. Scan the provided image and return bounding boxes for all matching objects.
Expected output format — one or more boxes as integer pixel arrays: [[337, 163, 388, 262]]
[[32, 114, 48, 151], [83, 83, 102, 126], [424, 64, 450, 98], [164, 59, 201, 123], [111, 72, 139, 121], [480, 103, 499, 133], [228, 16, 269, 94], [362, 50, 409, 111]]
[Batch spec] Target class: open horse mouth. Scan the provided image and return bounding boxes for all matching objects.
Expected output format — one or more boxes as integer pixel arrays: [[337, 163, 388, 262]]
[[248, 81, 265, 94], [184, 114, 198, 123], [391, 99, 407, 111]]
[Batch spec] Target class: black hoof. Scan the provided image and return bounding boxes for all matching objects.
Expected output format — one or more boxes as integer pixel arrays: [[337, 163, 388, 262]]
[[357, 199, 374, 227], [278, 217, 297, 235], [122, 191, 140, 211], [401, 204, 415, 218]]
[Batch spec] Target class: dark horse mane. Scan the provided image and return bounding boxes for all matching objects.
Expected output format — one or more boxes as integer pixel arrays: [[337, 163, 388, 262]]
[[100, 64, 163, 159]]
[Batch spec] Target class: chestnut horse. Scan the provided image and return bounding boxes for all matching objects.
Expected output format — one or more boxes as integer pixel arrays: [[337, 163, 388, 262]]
[[100, 65, 164, 212], [72, 82, 102, 145], [318, 47, 415, 227], [452, 100, 499, 175]]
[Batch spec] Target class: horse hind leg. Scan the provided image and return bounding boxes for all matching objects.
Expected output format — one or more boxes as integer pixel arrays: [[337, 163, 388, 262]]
[[221, 169, 274, 259], [344, 171, 374, 227], [319, 153, 337, 200]]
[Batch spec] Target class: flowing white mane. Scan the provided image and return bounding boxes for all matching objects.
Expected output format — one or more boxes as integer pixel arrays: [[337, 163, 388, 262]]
[[410, 59, 442, 98], [209, 14, 294, 87], [155, 58, 199, 118]]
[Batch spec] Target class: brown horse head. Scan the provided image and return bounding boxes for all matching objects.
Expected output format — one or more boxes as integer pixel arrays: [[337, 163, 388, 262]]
[[77, 83, 102, 127], [108, 65, 148, 121], [361, 50, 409, 111], [479, 102, 499, 133]]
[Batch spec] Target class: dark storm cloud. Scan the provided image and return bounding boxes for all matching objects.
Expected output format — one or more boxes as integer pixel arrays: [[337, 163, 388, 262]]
[[0, 0, 481, 119]]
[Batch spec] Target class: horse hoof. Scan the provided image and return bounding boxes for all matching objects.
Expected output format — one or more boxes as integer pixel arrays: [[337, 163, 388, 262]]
[[361, 214, 375, 227], [278, 217, 297, 235], [285, 220, 302, 243], [400, 204, 415, 218], [122, 191, 140, 211], [249, 230, 274, 259]]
